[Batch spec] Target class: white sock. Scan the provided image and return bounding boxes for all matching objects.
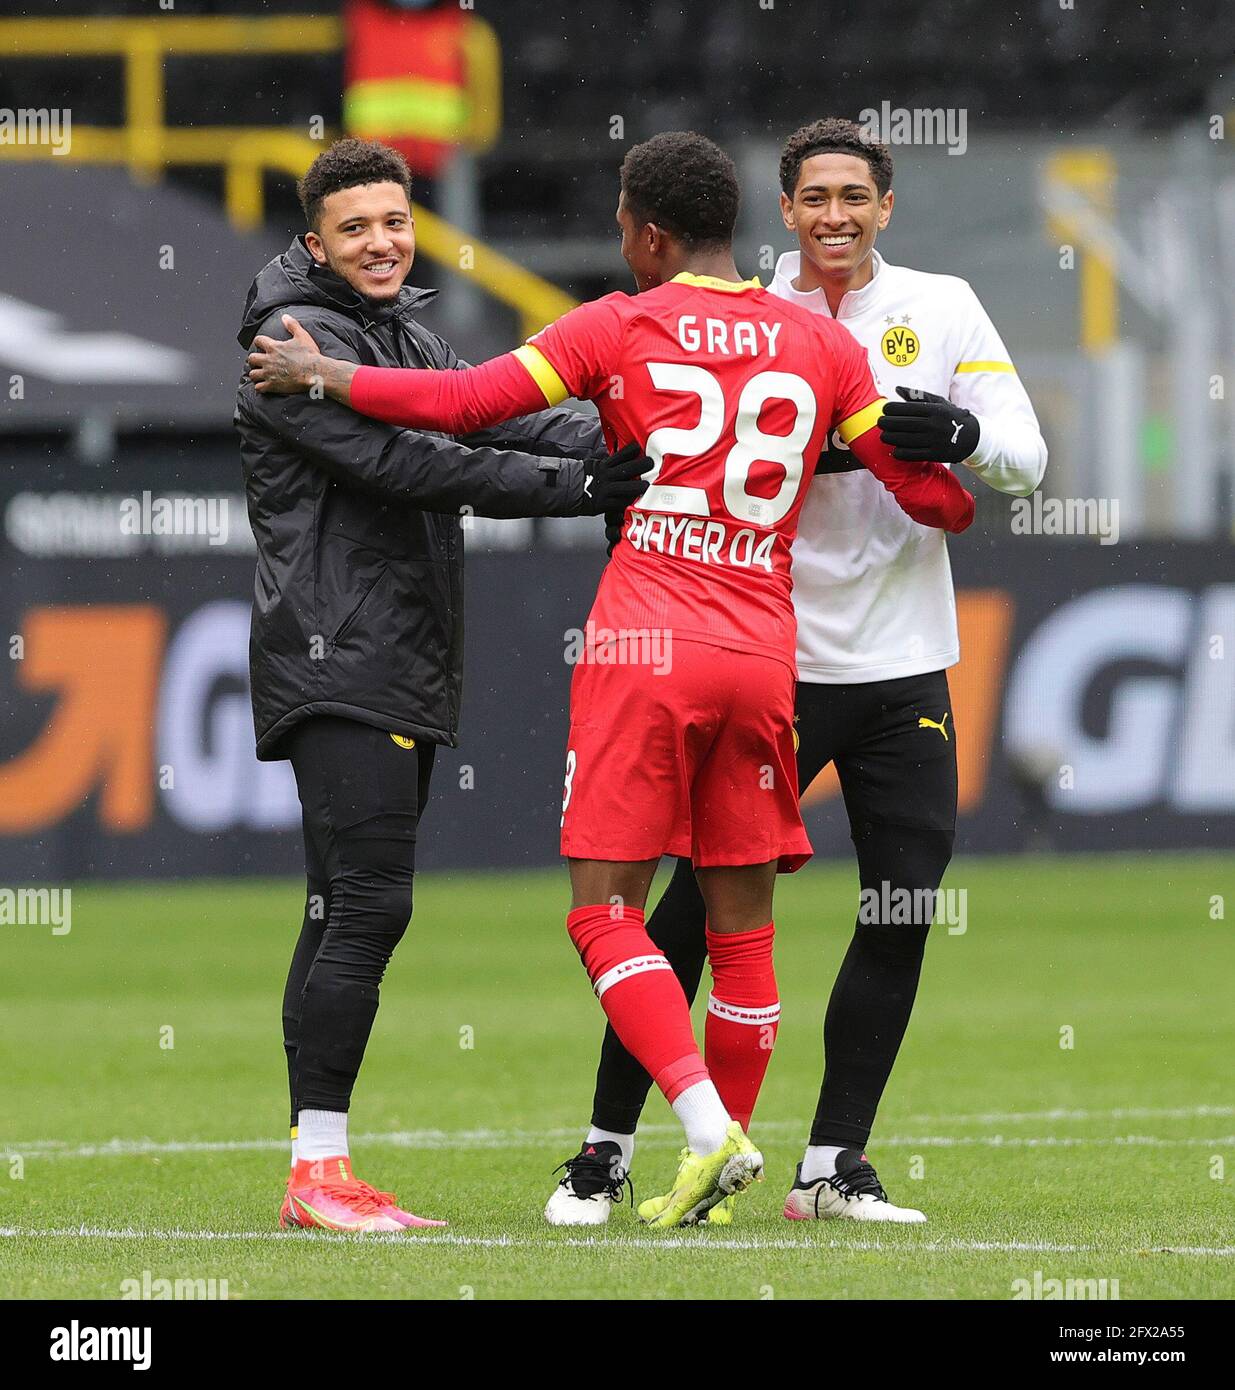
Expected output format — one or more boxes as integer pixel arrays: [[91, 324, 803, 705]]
[[585, 1125, 635, 1173], [297, 1109, 349, 1162], [800, 1144, 846, 1183], [671, 1080, 730, 1156], [290, 1131, 298, 1168]]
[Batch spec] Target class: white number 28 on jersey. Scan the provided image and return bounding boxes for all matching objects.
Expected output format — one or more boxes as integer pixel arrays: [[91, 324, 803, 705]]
[[639, 363, 818, 527]]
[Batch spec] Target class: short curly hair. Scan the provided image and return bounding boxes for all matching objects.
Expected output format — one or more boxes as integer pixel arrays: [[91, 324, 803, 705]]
[[297, 137, 413, 230], [779, 118, 894, 199], [620, 132, 739, 250]]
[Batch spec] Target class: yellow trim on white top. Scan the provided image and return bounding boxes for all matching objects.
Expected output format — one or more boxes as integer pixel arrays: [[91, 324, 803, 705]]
[[954, 360, 1016, 374]]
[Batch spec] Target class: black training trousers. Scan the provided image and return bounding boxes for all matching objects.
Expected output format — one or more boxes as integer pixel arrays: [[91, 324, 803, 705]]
[[282, 716, 436, 1121], [589, 669, 957, 1149]]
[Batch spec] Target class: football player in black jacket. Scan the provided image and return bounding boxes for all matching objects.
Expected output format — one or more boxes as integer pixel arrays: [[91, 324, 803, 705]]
[[235, 137, 647, 1231]]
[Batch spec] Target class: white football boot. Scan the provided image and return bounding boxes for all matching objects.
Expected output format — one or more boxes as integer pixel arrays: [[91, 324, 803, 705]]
[[783, 1150, 927, 1223], [544, 1141, 631, 1227]]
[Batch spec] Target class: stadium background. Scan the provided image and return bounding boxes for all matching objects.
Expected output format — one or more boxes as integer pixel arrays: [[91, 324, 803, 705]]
[[2, 0, 1233, 878], [0, 0, 1233, 1311]]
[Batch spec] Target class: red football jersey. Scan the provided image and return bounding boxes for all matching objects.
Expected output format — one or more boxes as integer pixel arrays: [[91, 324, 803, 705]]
[[520, 273, 883, 669]]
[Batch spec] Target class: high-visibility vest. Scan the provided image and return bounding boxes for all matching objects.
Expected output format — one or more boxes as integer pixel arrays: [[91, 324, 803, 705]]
[[344, 0, 469, 176]]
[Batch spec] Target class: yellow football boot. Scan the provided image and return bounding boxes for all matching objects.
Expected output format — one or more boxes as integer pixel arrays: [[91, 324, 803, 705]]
[[638, 1123, 763, 1228]]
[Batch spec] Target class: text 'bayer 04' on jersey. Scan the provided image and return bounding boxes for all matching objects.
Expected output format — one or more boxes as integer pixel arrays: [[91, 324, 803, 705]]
[[522, 271, 887, 673]]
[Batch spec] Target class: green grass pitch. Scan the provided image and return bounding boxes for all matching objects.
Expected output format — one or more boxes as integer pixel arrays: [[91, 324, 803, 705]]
[[2, 854, 1232, 1300]]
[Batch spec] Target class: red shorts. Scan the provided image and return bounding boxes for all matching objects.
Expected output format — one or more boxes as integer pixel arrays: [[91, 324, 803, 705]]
[[559, 637, 811, 871]]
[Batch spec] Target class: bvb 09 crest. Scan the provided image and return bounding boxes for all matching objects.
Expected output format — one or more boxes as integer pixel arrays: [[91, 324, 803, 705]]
[[881, 324, 920, 367]]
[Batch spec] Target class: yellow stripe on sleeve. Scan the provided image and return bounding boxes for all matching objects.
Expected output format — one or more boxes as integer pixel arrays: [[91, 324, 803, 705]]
[[836, 397, 886, 444], [954, 360, 1016, 374], [513, 343, 571, 406]]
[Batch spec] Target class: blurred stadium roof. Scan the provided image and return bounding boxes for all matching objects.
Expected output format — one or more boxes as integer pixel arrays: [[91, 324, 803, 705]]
[[0, 164, 286, 431]]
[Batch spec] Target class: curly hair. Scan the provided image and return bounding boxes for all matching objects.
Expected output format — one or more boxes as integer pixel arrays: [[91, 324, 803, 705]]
[[779, 118, 893, 199], [620, 132, 739, 250], [297, 138, 413, 229]]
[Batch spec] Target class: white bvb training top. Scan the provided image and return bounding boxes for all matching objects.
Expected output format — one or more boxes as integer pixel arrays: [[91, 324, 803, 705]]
[[770, 249, 1047, 684]]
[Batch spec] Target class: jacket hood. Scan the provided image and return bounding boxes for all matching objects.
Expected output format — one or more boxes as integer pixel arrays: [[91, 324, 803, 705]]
[[237, 236, 439, 348]]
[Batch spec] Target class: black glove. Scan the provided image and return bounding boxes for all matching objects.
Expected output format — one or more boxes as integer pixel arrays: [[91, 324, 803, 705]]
[[603, 507, 625, 556], [878, 386, 979, 463], [575, 442, 651, 517]]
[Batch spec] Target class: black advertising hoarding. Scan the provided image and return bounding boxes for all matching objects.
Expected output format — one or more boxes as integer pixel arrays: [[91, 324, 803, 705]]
[[0, 449, 1231, 880]]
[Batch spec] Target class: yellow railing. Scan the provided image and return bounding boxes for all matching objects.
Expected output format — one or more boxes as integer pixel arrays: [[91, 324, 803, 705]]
[[1043, 148, 1118, 351], [0, 15, 575, 337]]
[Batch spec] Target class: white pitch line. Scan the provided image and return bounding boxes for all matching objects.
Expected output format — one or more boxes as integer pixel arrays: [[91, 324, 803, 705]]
[[0, 1227, 1231, 1257], [4, 1128, 1234, 1161], [4, 1112, 1229, 1145], [900, 1104, 1235, 1125], [5, 1106, 1228, 1160], [5, 1104, 1229, 1162]]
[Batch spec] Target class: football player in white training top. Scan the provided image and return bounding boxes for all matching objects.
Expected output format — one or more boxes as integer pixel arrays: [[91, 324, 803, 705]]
[[545, 116, 1046, 1229]]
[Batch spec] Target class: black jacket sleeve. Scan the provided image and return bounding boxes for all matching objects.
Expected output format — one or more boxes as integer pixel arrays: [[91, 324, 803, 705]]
[[236, 317, 590, 519], [438, 338, 607, 460], [462, 403, 605, 460]]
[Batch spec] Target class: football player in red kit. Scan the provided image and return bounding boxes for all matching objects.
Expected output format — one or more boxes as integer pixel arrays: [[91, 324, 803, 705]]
[[249, 131, 973, 1226]]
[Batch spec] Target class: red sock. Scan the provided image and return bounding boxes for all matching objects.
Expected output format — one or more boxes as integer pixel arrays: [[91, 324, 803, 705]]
[[704, 922, 779, 1130], [567, 904, 708, 1104]]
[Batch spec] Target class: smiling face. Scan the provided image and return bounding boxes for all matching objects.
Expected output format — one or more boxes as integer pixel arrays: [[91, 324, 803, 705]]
[[305, 181, 415, 303], [780, 152, 893, 288]]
